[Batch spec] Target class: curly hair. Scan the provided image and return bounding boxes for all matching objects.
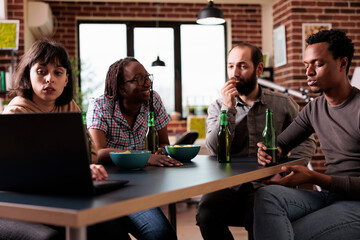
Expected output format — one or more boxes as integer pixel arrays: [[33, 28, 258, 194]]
[[306, 29, 354, 75], [10, 38, 74, 105], [104, 57, 139, 101]]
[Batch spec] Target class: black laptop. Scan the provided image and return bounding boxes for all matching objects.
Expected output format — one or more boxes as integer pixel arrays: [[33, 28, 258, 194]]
[[0, 112, 128, 195]]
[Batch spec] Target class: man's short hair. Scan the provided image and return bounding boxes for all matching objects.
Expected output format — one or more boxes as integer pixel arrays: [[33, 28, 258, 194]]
[[229, 43, 263, 68], [306, 29, 354, 75]]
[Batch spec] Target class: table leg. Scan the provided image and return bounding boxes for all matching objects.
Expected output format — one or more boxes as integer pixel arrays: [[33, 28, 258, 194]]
[[66, 226, 87, 240], [168, 203, 177, 233]]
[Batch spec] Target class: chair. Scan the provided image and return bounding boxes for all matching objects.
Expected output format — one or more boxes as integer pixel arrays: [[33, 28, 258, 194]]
[[174, 130, 199, 145]]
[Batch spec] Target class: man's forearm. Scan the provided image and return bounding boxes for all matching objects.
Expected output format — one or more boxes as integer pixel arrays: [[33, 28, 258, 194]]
[[311, 170, 331, 189]]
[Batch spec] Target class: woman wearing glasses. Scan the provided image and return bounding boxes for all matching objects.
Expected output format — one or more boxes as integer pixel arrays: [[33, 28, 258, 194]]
[[86, 57, 180, 240], [87, 57, 181, 167]]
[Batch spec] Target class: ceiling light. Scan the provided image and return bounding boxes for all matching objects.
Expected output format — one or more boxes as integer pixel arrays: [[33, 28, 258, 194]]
[[196, 0, 225, 25], [151, 56, 166, 67]]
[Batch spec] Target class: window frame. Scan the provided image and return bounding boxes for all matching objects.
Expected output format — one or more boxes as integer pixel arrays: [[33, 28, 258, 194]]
[[77, 19, 227, 116]]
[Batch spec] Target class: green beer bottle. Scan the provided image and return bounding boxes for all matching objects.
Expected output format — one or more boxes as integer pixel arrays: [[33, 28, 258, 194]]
[[262, 108, 278, 165], [217, 110, 231, 163], [145, 90, 159, 154]]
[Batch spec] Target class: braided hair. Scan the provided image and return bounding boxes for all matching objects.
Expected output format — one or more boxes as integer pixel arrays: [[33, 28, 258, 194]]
[[104, 57, 139, 101]]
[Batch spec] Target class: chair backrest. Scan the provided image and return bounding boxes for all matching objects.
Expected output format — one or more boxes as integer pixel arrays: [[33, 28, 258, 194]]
[[175, 131, 199, 145]]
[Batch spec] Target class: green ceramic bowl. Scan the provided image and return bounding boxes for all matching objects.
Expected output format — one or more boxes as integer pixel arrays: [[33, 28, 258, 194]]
[[110, 150, 150, 169], [165, 144, 200, 162]]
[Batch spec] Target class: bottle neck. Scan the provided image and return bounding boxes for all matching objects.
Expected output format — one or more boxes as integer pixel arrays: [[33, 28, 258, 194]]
[[82, 112, 87, 125], [220, 112, 227, 126], [148, 112, 155, 127], [265, 111, 273, 128]]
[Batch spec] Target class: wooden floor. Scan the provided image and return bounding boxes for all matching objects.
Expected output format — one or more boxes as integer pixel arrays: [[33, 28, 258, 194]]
[[131, 195, 249, 240]]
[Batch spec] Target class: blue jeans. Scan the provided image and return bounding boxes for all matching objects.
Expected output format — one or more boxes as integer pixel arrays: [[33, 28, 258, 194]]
[[253, 185, 360, 240], [88, 207, 177, 240], [0, 208, 176, 240]]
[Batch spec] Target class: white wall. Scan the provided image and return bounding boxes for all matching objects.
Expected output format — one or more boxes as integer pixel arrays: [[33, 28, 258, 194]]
[[0, 0, 7, 19]]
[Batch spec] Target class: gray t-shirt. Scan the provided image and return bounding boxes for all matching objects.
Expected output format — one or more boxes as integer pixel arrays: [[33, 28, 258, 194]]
[[279, 87, 360, 199], [206, 87, 316, 160]]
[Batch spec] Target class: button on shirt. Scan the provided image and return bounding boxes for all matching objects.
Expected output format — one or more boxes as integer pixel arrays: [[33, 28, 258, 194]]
[[206, 87, 316, 159], [87, 90, 170, 150]]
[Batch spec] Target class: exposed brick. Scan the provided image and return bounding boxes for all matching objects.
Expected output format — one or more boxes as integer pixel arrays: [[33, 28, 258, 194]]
[[317, 2, 332, 7], [334, 15, 349, 21], [334, 2, 349, 7], [325, 8, 339, 13], [350, 2, 360, 7], [99, 7, 113, 12], [341, 22, 356, 27], [341, 9, 355, 14], [291, 8, 307, 13], [308, 9, 323, 14]]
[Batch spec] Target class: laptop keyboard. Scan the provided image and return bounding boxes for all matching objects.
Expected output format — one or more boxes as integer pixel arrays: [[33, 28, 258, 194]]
[[93, 180, 129, 189]]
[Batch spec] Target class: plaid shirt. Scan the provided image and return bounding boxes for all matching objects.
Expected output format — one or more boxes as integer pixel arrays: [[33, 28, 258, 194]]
[[87, 90, 170, 150]]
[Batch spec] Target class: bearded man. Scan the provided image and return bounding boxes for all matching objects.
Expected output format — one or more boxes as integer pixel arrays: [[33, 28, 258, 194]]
[[196, 43, 317, 240]]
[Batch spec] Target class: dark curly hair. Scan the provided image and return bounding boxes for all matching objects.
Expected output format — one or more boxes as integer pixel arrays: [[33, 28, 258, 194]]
[[306, 29, 354, 75], [104, 57, 139, 101], [11, 38, 74, 105]]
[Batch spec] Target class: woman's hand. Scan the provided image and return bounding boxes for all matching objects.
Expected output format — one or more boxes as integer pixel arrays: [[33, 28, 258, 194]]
[[155, 147, 167, 155], [90, 164, 108, 180], [147, 154, 183, 167]]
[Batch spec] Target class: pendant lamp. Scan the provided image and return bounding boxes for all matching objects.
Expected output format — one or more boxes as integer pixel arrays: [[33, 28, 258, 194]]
[[152, 56, 166, 67], [196, 0, 225, 25], [152, 3, 166, 67]]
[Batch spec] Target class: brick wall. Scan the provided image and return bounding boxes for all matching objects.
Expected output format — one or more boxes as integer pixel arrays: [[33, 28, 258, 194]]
[[0, 0, 24, 72], [167, 120, 187, 136], [273, 0, 360, 172]]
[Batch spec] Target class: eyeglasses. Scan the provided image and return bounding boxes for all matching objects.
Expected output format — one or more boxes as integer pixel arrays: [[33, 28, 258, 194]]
[[124, 73, 153, 86]]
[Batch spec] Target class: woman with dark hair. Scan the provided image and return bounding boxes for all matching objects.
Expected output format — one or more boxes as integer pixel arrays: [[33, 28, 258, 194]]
[[8, 38, 74, 109], [3, 38, 101, 165], [86, 57, 180, 239], [87, 57, 182, 167]]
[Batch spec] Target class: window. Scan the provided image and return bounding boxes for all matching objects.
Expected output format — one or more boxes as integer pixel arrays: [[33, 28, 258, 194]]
[[78, 21, 226, 116], [180, 24, 226, 115], [134, 27, 175, 114], [78, 23, 126, 110]]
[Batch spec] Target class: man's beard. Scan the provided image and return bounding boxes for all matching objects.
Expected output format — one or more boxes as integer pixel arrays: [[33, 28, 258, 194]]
[[232, 70, 257, 96]]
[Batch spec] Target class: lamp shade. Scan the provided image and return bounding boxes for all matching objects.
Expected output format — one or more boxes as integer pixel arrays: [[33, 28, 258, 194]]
[[151, 56, 166, 67], [196, 0, 225, 25]]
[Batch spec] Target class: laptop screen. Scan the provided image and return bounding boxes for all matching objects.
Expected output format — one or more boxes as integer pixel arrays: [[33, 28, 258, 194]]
[[0, 112, 95, 194]]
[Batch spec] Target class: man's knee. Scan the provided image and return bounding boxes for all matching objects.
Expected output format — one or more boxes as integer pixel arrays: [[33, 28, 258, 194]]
[[196, 200, 214, 226], [255, 185, 282, 201]]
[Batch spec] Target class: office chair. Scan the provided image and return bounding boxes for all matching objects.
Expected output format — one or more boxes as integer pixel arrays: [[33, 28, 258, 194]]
[[174, 130, 199, 145]]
